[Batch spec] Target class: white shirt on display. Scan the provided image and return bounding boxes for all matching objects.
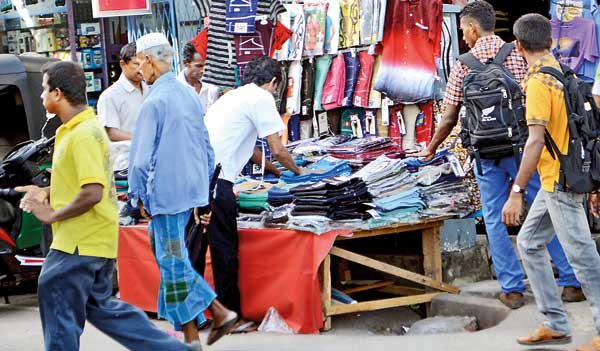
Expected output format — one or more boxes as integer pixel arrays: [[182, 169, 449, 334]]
[[204, 83, 285, 183], [97, 74, 147, 133]]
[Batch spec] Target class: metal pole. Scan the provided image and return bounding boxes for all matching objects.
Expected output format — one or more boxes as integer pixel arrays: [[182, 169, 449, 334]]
[[66, 0, 77, 62]]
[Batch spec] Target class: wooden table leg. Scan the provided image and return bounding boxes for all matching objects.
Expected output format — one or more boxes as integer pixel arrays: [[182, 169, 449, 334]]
[[422, 225, 443, 315], [320, 254, 332, 331]]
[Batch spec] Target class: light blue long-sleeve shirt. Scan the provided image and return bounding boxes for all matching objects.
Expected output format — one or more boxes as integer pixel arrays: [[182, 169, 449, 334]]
[[128, 72, 215, 216]]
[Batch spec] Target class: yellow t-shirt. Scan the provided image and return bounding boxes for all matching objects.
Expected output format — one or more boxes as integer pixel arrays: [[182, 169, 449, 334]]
[[50, 108, 118, 258], [522, 54, 569, 193]]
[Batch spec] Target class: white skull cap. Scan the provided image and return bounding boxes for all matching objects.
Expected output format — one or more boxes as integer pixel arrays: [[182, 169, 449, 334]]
[[136, 32, 170, 53]]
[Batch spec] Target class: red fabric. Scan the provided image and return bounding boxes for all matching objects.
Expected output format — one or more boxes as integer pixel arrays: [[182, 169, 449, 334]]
[[416, 101, 434, 145], [321, 53, 346, 111], [117, 226, 350, 333], [190, 29, 209, 60], [388, 104, 404, 147], [270, 22, 293, 57], [353, 51, 376, 107]]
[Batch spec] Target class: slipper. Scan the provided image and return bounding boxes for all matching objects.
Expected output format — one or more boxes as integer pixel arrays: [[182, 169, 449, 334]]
[[206, 311, 238, 346], [517, 325, 572, 346], [229, 321, 257, 334]]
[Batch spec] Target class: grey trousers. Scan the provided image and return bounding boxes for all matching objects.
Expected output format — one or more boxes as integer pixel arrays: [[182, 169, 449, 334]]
[[517, 189, 600, 335]]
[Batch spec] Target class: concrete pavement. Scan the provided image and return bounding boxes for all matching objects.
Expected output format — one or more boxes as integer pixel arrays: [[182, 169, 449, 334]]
[[0, 292, 596, 351]]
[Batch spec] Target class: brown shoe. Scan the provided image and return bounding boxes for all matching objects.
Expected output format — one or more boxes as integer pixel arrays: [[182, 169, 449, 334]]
[[517, 325, 572, 345], [576, 336, 600, 351], [562, 286, 586, 303], [499, 292, 525, 309]]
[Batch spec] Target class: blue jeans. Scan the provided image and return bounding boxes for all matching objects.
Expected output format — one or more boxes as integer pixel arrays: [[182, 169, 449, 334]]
[[474, 157, 580, 293], [38, 249, 193, 351], [517, 190, 600, 335]]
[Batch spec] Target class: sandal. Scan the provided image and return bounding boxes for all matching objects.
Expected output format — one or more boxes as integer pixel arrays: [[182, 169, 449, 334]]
[[229, 320, 258, 334], [517, 325, 571, 346], [206, 311, 238, 346], [576, 336, 600, 351]]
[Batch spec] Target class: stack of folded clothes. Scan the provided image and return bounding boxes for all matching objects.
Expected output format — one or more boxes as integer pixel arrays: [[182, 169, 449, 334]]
[[267, 187, 295, 207], [290, 177, 373, 220], [419, 181, 474, 218], [237, 191, 269, 213], [326, 137, 401, 166], [280, 156, 352, 184], [291, 135, 353, 157], [352, 155, 414, 198], [403, 149, 450, 172]]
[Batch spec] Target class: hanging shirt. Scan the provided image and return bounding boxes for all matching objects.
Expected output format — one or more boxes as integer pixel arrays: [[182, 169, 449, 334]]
[[129, 73, 214, 215], [551, 17, 599, 73], [372, 0, 386, 43], [353, 51, 376, 107], [324, 0, 340, 54], [359, 0, 374, 45], [339, 0, 360, 48], [549, 0, 600, 81], [270, 21, 293, 56], [374, 0, 443, 103], [284, 3, 306, 60], [367, 55, 382, 108], [313, 55, 332, 111], [303, 1, 328, 57], [286, 60, 303, 115], [204, 83, 286, 183], [301, 58, 316, 119], [198, 0, 286, 88], [322, 53, 346, 110], [342, 51, 361, 107], [225, 0, 259, 34], [234, 19, 274, 77], [97, 74, 147, 133]]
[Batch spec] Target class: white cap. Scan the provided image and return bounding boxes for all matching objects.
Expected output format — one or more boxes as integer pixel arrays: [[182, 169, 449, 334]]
[[136, 32, 170, 53]]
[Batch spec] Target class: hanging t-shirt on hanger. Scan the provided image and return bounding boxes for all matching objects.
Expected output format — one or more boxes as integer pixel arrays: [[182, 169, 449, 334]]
[[286, 60, 303, 115], [353, 51, 376, 107], [301, 58, 316, 119], [284, 3, 306, 60], [234, 19, 274, 77], [313, 55, 333, 111], [342, 51, 361, 107], [198, 0, 286, 88], [359, 0, 374, 45], [322, 53, 346, 110], [303, 1, 328, 56], [374, 0, 443, 103], [226, 0, 259, 34], [324, 0, 341, 54], [339, 0, 360, 48], [551, 16, 598, 73]]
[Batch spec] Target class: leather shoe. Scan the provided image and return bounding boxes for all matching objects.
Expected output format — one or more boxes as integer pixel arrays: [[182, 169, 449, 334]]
[[562, 286, 586, 303], [499, 292, 525, 309]]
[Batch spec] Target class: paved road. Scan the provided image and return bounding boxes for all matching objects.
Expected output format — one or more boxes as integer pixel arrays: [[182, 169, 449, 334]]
[[0, 293, 595, 351]]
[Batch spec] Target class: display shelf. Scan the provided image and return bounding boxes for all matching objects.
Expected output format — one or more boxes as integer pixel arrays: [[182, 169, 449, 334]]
[[0, 23, 67, 33], [1, 8, 67, 20]]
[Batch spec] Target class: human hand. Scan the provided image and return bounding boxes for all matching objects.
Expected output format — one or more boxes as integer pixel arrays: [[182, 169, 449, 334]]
[[408, 149, 435, 162], [589, 193, 600, 218], [138, 200, 151, 220], [296, 167, 310, 175], [20, 198, 56, 224], [502, 194, 524, 226], [15, 185, 49, 203], [194, 208, 212, 226]]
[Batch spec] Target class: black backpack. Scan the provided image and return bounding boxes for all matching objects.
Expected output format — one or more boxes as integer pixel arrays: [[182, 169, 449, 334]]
[[537, 64, 600, 194], [458, 43, 529, 175]]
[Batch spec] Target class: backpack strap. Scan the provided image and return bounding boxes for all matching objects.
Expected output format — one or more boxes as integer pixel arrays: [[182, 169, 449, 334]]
[[538, 66, 566, 85], [492, 42, 516, 65], [458, 53, 484, 71]]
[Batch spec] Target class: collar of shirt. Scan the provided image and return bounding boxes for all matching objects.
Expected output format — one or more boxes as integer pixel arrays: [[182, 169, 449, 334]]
[[60, 107, 95, 130], [118, 74, 147, 95], [522, 53, 560, 91], [147, 72, 176, 96], [471, 35, 506, 61]]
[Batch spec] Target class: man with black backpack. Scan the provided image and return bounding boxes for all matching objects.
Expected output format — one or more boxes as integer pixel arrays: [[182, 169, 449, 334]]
[[415, 0, 582, 309], [503, 14, 600, 349]]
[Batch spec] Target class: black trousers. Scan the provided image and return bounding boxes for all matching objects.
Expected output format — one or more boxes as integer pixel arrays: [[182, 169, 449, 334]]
[[206, 179, 241, 314]]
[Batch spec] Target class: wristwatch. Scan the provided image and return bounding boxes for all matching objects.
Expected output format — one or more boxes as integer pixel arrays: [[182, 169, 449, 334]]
[[512, 184, 525, 194]]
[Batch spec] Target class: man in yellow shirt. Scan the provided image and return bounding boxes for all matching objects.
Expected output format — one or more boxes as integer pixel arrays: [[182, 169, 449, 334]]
[[17, 61, 201, 351], [501, 14, 600, 349]]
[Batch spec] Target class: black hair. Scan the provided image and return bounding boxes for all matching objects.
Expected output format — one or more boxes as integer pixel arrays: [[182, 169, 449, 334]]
[[514, 13, 552, 53], [459, 0, 496, 32], [120, 42, 137, 64], [242, 56, 281, 86], [183, 42, 197, 64], [41, 61, 87, 106]]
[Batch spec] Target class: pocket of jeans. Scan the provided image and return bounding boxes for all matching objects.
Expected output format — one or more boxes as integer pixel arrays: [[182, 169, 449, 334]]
[[568, 192, 585, 204]]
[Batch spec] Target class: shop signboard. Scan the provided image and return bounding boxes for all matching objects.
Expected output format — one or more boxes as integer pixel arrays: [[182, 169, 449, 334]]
[[92, 0, 152, 18]]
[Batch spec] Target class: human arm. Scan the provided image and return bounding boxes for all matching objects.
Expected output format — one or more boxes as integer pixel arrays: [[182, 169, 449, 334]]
[[412, 104, 461, 160], [19, 184, 103, 224], [251, 146, 282, 177], [265, 133, 307, 175], [502, 125, 546, 226], [105, 127, 132, 142]]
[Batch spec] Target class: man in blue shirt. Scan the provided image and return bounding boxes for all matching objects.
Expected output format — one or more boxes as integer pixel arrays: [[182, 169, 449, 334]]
[[129, 32, 237, 346]]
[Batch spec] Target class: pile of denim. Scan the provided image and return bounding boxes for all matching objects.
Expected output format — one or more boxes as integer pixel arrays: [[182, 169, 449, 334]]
[[352, 155, 414, 198], [419, 181, 474, 218], [280, 156, 352, 184], [290, 177, 373, 220]]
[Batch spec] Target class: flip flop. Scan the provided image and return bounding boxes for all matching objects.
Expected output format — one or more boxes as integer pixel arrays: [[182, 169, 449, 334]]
[[229, 321, 257, 334], [206, 311, 238, 346]]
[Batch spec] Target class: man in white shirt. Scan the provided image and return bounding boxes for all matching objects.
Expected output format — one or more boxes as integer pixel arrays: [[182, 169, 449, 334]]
[[177, 42, 220, 112], [204, 56, 306, 331], [97, 43, 147, 141]]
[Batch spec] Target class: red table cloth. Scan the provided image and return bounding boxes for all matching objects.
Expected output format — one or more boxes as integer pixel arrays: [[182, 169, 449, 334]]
[[117, 225, 350, 333]]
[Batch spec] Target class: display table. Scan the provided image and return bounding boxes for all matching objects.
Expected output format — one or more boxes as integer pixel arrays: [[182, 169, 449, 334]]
[[117, 219, 457, 334]]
